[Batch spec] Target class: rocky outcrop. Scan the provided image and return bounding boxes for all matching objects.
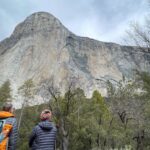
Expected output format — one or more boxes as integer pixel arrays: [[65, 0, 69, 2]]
[[0, 12, 150, 107]]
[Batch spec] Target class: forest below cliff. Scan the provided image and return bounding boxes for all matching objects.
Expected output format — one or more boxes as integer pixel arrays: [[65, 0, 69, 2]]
[[0, 71, 150, 150]]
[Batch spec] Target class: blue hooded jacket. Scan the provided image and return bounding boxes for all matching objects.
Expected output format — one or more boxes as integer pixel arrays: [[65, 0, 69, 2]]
[[29, 120, 57, 150]]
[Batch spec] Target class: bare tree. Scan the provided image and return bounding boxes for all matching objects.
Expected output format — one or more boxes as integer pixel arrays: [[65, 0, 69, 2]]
[[125, 16, 150, 52]]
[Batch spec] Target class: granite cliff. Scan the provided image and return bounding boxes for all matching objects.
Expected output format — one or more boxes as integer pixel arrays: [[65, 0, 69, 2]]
[[0, 12, 150, 106]]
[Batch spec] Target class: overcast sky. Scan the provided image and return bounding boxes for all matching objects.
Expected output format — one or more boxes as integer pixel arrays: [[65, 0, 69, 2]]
[[0, 0, 149, 44]]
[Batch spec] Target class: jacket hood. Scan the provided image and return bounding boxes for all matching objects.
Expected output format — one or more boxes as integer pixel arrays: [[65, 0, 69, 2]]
[[38, 120, 53, 131], [0, 111, 14, 119]]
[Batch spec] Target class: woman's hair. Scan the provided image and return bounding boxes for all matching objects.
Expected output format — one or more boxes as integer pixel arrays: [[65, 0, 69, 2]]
[[2, 103, 13, 112]]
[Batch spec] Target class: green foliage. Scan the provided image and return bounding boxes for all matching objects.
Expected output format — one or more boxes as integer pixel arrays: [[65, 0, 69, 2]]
[[107, 74, 150, 150], [0, 80, 11, 107], [48, 88, 113, 150], [89, 91, 109, 149], [18, 79, 35, 100], [17, 79, 35, 130], [1, 73, 149, 150], [136, 71, 150, 97]]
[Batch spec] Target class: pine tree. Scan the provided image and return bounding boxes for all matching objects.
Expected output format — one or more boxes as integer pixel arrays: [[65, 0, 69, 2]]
[[0, 80, 11, 107]]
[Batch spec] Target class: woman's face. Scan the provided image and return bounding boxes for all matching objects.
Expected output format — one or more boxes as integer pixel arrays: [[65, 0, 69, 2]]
[[40, 110, 52, 120]]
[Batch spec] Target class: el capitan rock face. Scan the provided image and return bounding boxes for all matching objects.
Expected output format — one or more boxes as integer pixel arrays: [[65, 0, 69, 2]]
[[0, 12, 150, 106]]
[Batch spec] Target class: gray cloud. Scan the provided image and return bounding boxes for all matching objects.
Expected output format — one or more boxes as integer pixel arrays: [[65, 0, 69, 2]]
[[0, 0, 148, 44]]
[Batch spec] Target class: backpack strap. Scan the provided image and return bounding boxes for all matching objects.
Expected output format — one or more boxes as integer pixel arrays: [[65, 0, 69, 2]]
[[0, 119, 6, 143], [0, 120, 5, 132]]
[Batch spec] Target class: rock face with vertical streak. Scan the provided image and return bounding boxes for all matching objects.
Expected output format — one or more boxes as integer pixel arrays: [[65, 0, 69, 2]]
[[0, 12, 150, 106]]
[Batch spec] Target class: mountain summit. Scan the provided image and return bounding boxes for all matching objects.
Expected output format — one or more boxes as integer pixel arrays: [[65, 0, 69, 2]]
[[0, 12, 150, 106]]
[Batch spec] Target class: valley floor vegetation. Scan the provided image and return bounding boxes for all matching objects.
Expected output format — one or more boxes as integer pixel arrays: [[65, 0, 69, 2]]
[[0, 72, 150, 150]]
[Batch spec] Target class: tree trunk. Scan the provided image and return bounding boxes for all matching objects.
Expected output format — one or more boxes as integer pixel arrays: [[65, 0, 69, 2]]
[[60, 118, 69, 150], [18, 101, 25, 130], [135, 130, 145, 150], [62, 136, 69, 150]]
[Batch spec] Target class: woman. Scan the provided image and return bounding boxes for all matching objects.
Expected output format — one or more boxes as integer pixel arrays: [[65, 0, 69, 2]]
[[29, 109, 57, 150]]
